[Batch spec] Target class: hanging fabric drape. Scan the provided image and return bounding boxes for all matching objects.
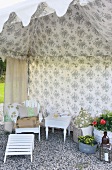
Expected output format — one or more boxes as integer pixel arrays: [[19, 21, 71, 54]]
[[4, 58, 28, 104]]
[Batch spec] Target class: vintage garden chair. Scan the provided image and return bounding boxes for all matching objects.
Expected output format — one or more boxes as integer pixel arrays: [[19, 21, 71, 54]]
[[5, 100, 43, 141]]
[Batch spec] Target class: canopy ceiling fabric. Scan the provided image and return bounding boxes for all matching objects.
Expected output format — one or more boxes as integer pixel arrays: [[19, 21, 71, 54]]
[[0, 0, 112, 60]]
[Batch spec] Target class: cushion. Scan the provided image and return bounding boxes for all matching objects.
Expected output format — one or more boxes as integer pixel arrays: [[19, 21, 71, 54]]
[[15, 116, 39, 128], [27, 107, 38, 117], [4, 122, 14, 133], [18, 105, 28, 118], [4, 114, 12, 122]]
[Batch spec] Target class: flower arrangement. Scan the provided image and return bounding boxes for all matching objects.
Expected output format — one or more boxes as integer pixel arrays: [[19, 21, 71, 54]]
[[92, 110, 112, 132], [74, 107, 92, 128], [78, 135, 97, 146]]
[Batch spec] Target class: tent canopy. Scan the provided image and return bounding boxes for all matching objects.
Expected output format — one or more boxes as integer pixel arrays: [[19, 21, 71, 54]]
[[0, 0, 112, 60], [2, 0, 112, 119]]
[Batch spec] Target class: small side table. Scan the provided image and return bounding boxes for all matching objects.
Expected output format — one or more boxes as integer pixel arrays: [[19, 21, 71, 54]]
[[45, 114, 71, 143]]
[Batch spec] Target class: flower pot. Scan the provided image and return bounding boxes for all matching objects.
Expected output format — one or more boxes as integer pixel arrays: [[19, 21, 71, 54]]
[[93, 128, 112, 144], [79, 142, 97, 154], [81, 126, 93, 136]]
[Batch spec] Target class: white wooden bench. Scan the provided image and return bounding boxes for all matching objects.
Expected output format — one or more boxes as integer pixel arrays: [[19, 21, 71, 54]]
[[4, 134, 34, 163]]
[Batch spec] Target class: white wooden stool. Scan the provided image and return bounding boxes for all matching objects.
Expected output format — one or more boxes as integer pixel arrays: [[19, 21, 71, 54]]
[[4, 134, 34, 163]]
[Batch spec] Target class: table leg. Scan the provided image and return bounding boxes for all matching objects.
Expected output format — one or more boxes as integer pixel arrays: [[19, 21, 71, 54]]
[[64, 128, 66, 143], [68, 125, 70, 136], [46, 127, 48, 140], [52, 128, 54, 133], [38, 126, 40, 141]]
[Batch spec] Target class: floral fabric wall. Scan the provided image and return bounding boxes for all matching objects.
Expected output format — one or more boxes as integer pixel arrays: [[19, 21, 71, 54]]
[[28, 4, 112, 117], [29, 4, 112, 58], [29, 56, 112, 117], [0, 1, 112, 59], [0, 13, 29, 60], [1, 1, 112, 118]]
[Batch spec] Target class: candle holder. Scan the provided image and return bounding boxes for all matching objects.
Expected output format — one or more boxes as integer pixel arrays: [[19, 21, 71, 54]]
[[99, 143, 111, 163]]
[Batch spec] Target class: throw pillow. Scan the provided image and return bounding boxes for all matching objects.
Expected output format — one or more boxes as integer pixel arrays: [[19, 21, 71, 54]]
[[18, 105, 28, 118], [27, 107, 38, 117]]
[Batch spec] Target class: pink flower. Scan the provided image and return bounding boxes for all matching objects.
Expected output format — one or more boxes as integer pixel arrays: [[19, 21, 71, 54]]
[[92, 121, 97, 126], [100, 119, 106, 125]]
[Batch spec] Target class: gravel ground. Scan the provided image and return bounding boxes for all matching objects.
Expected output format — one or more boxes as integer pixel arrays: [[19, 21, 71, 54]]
[[0, 125, 112, 170]]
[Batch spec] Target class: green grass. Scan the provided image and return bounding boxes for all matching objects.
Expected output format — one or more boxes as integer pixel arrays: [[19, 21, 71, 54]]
[[0, 83, 4, 103]]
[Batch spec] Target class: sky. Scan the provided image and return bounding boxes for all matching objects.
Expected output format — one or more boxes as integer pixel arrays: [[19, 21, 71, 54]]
[[0, 0, 26, 9]]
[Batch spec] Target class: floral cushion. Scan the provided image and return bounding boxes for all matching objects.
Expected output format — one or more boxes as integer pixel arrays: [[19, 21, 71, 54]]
[[4, 103, 19, 123]]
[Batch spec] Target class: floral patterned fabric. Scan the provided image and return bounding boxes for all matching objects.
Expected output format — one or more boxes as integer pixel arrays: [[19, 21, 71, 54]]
[[0, 1, 112, 59], [4, 103, 19, 123], [1, 1, 112, 122], [28, 55, 112, 117]]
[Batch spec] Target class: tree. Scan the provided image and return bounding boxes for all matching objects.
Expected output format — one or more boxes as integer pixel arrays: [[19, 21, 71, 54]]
[[0, 58, 6, 77]]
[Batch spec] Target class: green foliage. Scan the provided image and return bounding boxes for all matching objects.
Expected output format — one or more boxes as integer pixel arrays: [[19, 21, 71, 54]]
[[0, 59, 6, 83], [0, 75, 5, 83], [0, 83, 4, 103], [78, 135, 97, 146], [74, 107, 93, 128], [0, 59, 6, 77], [93, 110, 112, 132]]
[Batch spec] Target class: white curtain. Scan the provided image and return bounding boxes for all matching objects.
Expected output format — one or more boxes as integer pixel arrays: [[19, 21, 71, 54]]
[[4, 57, 28, 132], [4, 58, 28, 104]]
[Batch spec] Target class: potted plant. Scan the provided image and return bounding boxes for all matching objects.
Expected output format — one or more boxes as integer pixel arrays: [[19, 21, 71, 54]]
[[92, 110, 112, 144], [78, 135, 97, 154], [73, 108, 93, 143]]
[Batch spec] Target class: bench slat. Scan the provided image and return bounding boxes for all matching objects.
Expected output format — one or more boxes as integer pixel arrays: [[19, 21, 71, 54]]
[[5, 152, 32, 155], [7, 142, 32, 145], [7, 145, 32, 149], [6, 148, 32, 151]]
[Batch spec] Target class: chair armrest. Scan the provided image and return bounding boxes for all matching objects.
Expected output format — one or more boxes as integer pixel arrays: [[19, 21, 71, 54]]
[[39, 112, 43, 122]]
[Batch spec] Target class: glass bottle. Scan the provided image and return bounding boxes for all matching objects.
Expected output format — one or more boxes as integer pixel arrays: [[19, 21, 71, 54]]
[[102, 131, 109, 145]]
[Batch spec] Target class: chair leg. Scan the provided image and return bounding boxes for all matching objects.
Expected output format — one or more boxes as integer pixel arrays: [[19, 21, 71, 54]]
[[31, 153, 32, 162], [38, 133, 40, 141], [64, 129, 66, 143], [4, 154, 6, 163], [32, 141, 34, 150], [46, 127, 48, 139]]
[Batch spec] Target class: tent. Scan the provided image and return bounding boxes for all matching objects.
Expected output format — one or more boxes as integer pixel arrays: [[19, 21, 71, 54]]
[[0, 0, 112, 118]]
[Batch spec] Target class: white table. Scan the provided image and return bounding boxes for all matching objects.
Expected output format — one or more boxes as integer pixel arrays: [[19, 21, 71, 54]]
[[45, 114, 71, 142]]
